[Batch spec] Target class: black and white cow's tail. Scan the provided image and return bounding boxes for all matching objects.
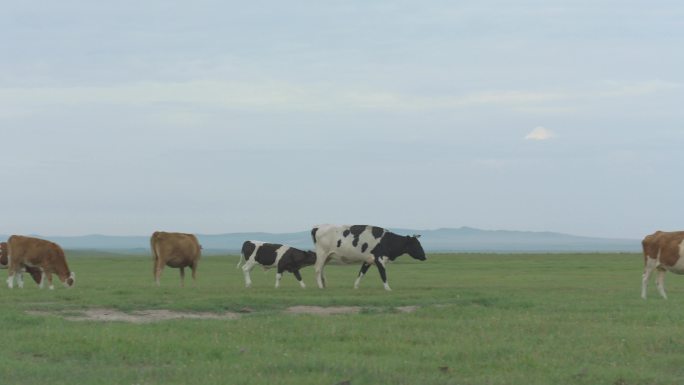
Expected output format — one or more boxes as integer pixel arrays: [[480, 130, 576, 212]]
[[236, 251, 246, 269]]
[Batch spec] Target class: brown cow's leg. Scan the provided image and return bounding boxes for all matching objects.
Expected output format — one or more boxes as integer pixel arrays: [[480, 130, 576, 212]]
[[6, 258, 20, 289], [154, 260, 164, 286], [46, 273, 54, 290], [179, 267, 185, 287], [642, 257, 657, 299], [191, 263, 198, 286], [656, 267, 668, 299]]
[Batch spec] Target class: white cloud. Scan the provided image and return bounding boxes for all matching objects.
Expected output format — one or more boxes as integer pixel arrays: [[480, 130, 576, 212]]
[[525, 126, 555, 141], [0, 80, 678, 117]]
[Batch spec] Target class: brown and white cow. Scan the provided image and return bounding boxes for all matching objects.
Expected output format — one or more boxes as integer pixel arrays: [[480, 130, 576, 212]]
[[641, 230, 684, 299], [1, 241, 43, 285], [5, 235, 75, 289], [150, 231, 201, 286]]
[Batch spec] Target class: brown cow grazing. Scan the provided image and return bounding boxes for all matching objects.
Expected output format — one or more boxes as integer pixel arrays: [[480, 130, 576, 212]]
[[150, 231, 201, 286], [641, 230, 684, 299], [1, 241, 43, 285], [5, 235, 75, 289]]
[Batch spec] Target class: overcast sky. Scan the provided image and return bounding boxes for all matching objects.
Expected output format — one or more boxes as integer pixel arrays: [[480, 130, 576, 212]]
[[1, 1, 682, 239]]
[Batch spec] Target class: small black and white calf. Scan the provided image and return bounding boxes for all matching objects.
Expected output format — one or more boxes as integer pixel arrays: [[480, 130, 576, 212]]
[[237, 241, 317, 288], [310, 224, 426, 291]]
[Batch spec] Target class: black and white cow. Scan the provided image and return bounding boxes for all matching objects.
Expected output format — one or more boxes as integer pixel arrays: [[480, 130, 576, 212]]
[[237, 241, 317, 288], [311, 224, 426, 291]]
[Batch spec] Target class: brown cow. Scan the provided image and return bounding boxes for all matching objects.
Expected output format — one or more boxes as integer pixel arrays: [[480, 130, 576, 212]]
[[641, 230, 684, 299], [150, 231, 201, 286], [1, 241, 43, 285], [6, 235, 75, 289]]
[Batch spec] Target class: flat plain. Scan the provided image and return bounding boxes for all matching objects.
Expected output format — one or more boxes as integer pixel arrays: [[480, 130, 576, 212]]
[[1, 252, 683, 385]]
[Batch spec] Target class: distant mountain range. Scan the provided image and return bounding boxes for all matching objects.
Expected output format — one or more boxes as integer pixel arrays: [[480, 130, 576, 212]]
[[0, 227, 640, 253]]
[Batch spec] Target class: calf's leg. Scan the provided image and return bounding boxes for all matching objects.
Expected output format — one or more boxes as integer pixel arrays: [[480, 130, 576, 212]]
[[292, 270, 306, 288]]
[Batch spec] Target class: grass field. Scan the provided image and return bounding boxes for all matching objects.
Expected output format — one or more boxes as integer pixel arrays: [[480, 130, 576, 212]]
[[1, 252, 683, 385]]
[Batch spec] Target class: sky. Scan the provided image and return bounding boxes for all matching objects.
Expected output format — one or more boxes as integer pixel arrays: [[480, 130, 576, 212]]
[[1, 0, 682, 239]]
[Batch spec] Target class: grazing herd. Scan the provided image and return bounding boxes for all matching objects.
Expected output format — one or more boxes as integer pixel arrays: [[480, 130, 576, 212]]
[[0, 224, 427, 291], [5, 226, 684, 299]]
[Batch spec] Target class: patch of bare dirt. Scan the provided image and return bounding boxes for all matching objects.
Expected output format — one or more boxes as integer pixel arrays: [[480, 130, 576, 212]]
[[26, 304, 422, 322], [27, 309, 239, 323], [284, 305, 362, 315]]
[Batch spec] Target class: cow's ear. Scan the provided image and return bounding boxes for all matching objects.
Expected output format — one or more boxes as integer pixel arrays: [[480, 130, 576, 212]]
[[412, 234, 422, 239]]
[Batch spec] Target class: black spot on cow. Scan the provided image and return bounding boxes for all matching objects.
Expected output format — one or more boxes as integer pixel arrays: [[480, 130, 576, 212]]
[[241, 241, 256, 260], [337, 239, 342, 248], [371, 226, 384, 239], [311, 228, 318, 244], [254, 243, 280, 266], [349, 225, 367, 248], [343, 230, 350, 237], [349, 225, 366, 237], [361, 243, 368, 253]]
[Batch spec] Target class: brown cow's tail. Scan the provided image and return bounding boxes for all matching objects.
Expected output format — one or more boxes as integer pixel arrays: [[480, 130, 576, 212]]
[[0, 242, 8, 269], [150, 232, 159, 276]]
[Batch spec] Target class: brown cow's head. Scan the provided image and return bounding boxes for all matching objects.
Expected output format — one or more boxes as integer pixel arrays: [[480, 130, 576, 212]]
[[63, 271, 76, 287]]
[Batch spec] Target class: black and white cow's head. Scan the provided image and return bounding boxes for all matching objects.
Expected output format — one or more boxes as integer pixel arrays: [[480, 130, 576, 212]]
[[405, 234, 426, 261]]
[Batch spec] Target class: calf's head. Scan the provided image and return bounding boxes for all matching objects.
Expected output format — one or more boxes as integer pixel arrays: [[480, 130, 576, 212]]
[[304, 251, 318, 266], [405, 235, 426, 261]]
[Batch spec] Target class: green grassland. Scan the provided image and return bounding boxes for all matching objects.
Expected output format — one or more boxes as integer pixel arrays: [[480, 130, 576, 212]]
[[1, 252, 683, 385]]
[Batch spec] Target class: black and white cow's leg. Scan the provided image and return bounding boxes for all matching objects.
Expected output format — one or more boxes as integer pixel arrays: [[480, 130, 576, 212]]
[[354, 263, 372, 289], [241, 260, 257, 288], [375, 257, 391, 291], [275, 267, 284, 289], [292, 269, 306, 289], [179, 267, 186, 287], [314, 252, 327, 289]]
